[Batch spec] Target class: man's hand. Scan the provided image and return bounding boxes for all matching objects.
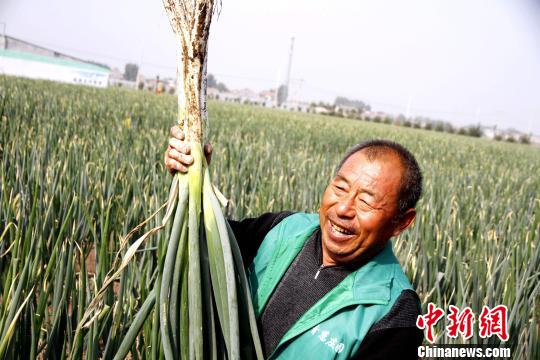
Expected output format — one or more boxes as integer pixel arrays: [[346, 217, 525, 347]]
[[164, 125, 213, 174]]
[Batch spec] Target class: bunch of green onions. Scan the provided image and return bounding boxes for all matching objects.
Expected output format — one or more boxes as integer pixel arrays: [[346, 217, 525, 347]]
[[77, 0, 263, 358]]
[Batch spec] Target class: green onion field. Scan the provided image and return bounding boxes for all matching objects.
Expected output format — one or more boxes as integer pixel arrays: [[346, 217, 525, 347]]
[[0, 76, 538, 358]]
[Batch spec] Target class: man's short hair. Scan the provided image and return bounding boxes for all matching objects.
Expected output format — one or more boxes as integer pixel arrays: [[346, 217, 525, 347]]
[[335, 140, 423, 215]]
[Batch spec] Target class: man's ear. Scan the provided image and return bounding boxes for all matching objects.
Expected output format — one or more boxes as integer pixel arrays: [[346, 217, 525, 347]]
[[392, 208, 416, 237]]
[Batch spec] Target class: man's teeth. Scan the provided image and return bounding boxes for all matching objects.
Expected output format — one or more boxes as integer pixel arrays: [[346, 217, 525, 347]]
[[331, 223, 353, 235]]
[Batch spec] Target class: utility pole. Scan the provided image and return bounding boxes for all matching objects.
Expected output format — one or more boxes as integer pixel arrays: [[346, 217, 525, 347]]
[[283, 37, 295, 104], [405, 94, 413, 119], [296, 78, 304, 104], [136, 35, 146, 89], [274, 67, 281, 107], [474, 106, 480, 123], [0, 23, 6, 50]]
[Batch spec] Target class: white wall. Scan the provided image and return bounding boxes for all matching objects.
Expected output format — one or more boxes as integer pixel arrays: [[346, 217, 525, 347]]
[[0, 56, 109, 88]]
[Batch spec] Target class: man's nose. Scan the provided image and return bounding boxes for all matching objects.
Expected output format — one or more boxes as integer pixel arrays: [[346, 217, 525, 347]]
[[335, 193, 355, 218]]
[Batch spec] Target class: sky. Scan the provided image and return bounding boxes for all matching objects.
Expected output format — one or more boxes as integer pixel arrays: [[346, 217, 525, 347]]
[[1, 0, 540, 134]]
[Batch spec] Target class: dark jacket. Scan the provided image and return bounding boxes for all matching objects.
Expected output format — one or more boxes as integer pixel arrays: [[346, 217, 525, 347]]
[[230, 211, 423, 359]]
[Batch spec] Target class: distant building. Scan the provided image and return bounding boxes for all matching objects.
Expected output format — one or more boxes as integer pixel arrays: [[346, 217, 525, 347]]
[[481, 126, 498, 139], [108, 67, 138, 89], [0, 35, 110, 87], [282, 100, 310, 112], [362, 111, 388, 121], [109, 67, 124, 81], [259, 89, 276, 107], [207, 87, 221, 99], [212, 88, 266, 105], [335, 105, 358, 114], [313, 106, 330, 115]]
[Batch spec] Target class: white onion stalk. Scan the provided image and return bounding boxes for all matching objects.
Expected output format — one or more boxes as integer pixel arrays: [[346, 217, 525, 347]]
[[77, 1, 263, 359]]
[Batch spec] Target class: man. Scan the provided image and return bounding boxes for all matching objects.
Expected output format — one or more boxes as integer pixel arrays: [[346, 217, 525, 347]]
[[165, 126, 424, 359]]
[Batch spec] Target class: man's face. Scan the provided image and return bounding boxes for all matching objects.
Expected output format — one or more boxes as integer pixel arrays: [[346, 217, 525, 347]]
[[319, 150, 413, 266]]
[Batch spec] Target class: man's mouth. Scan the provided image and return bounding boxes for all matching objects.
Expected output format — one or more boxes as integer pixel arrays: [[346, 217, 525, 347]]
[[327, 220, 355, 240]]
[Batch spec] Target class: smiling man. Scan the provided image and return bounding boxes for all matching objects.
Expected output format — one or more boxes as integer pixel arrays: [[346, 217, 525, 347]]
[[165, 129, 424, 359], [320, 144, 419, 268]]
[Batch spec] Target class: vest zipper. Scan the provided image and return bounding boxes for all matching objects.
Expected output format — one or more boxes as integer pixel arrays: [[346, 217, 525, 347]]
[[314, 263, 344, 279], [314, 264, 325, 279]]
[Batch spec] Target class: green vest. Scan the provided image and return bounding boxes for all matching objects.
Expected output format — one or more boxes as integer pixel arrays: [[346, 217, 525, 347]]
[[247, 212, 414, 359]]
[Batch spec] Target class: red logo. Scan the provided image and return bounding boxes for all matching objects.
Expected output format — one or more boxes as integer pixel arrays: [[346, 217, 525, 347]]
[[417, 304, 509, 343], [416, 303, 445, 343], [479, 305, 509, 341], [446, 305, 474, 339]]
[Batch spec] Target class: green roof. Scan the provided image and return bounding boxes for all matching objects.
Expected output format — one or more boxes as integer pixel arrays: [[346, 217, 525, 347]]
[[0, 49, 109, 73]]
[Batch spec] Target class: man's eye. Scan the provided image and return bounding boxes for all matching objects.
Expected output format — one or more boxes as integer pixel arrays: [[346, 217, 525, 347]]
[[335, 185, 345, 191], [357, 198, 370, 207]]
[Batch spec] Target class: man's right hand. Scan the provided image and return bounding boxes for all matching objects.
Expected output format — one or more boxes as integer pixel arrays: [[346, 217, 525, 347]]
[[164, 125, 213, 174]]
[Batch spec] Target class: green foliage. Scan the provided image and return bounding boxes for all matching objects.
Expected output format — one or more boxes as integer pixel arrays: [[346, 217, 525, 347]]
[[0, 76, 539, 358], [207, 73, 218, 88], [519, 134, 531, 145], [333, 96, 370, 112], [466, 125, 483, 137], [434, 121, 445, 132], [208, 73, 229, 93], [124, 63, 139, 82], [277, 85, 288, 107]]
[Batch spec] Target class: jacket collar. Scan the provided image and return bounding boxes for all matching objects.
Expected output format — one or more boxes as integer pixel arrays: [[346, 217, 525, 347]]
[[253, 213, 397, 317], [274, 241, 397, 355]]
